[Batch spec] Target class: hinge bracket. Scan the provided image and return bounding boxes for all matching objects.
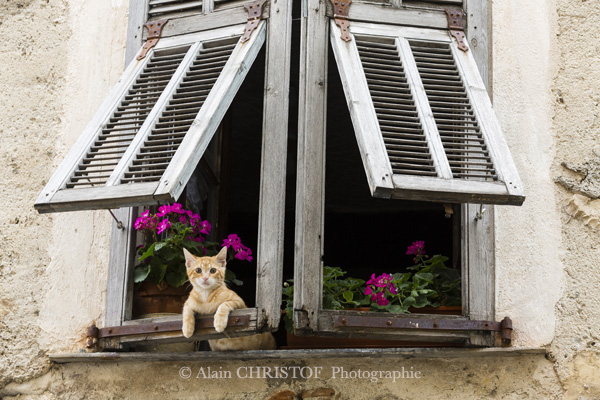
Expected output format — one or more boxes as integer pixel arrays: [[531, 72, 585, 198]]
[[242, 0, 267, 43], [445, 9, 468, 52], [330, 0, 352, 42], [137, 19, 168, 61]]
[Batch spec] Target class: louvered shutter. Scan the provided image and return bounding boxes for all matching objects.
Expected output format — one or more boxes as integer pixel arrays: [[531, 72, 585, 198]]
[[35, 22, 266, 213], [330, 21, 524, 205]]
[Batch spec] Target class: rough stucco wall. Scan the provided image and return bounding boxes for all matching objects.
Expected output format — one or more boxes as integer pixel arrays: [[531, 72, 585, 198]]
[[492, 0, 563, 348], [549, 0, 600, 398], [3, 0, 600, 398], [0, 0, 127, 392], [0, 0, 70, 388]]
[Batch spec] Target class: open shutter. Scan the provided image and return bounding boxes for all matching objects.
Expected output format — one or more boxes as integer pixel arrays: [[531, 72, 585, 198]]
[[35, 22, 266, 213], [330, 21, 524, 205]]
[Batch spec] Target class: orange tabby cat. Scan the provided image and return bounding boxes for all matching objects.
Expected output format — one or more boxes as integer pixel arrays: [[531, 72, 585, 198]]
[[182, 247, 276, 351]]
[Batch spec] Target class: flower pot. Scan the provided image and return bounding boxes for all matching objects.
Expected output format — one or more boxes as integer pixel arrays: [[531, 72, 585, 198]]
[[132, 281, 192, 319]]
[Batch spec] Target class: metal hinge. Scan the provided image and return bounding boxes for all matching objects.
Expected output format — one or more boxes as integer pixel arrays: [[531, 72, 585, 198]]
[[445, 9, 468, 52], [137, 19, 168, 61], [330, 0, 352, 42], [242, 0, 267, 43]]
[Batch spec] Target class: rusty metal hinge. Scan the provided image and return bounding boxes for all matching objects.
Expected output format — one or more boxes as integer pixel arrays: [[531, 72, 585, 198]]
[[330, 0, 352, 42], [137, 19, 168, 61], [445, 9, 468, 52], [242, 0, 267, 43]]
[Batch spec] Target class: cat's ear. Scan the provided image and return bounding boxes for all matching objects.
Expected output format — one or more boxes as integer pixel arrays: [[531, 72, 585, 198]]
[[183, 248, 196, 270], [215, 246, 228, 267]]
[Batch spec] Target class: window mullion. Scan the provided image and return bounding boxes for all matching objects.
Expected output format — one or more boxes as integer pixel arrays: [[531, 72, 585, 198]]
[[396, 37, 453, 179], [294, 0, 329, 333]]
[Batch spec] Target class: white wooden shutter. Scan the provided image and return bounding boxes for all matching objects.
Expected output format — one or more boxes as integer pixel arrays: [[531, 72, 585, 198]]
[[35, 22, 266, 213], [330, 21, 524, 205]]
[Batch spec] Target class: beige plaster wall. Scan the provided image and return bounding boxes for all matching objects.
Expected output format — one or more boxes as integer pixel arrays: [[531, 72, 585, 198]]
[[1, 0, 600, 398]]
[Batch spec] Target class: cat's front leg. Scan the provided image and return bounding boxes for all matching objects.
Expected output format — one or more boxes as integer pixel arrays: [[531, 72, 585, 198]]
[[213, 300, 243, 333], [182, 302, 196, 338]]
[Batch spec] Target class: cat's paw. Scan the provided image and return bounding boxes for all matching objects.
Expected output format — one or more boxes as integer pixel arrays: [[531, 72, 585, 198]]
[[182, 321, 195, 338], [213, 315, 228, 333]]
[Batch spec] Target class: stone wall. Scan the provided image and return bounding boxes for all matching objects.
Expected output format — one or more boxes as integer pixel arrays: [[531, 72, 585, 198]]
[[1, 0, 600, 398]]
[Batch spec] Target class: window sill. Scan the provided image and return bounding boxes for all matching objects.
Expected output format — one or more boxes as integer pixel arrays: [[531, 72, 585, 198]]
[[50, 347, 546, 363]]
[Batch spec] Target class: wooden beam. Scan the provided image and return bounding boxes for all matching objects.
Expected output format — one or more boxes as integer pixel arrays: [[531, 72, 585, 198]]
[[254, 0, 293, 329], [50, 347, 547, 363], [294, 0, 329, 332]]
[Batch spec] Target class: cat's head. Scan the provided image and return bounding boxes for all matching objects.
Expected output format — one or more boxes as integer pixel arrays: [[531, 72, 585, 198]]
[[183, 247, 227, 291]]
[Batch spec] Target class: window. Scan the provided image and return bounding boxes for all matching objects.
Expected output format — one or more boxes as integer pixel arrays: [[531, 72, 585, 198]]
[[293, 0, 521, 346], [37, 0, 520, 349], [36, 0, 293, 347]]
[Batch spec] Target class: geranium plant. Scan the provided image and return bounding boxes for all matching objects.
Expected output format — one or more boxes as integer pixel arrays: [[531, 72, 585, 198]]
[[366, 241, 461, 313], [281, 241, 461, 333], [133, 203, 252, 289]]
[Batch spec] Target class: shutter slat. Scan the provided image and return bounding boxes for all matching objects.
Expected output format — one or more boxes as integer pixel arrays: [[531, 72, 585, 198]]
[[122, 40, 236, 184], [148, 0, 203, 16]]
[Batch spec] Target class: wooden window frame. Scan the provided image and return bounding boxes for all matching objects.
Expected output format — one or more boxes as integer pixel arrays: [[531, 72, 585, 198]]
[[103, 0, 292, 348], [294, 0, 499, 346]]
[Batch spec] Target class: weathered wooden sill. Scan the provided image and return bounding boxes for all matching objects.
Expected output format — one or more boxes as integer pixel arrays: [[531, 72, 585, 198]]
[[50, 347, 547, 363]]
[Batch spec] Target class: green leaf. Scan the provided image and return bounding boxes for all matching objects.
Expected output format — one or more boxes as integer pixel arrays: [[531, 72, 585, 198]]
[[133, 265, 151, 283], [165, 270, 188, 288], [137, 243, 156, 262], [404, 296, 416, 308], [343, 290, 353, 303], [154, 242, 167, 252]]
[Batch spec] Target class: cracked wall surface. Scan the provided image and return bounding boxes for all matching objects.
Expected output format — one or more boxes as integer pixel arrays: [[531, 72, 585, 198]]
[[550, 0, 600, 398], [1, 0, 600, 398]]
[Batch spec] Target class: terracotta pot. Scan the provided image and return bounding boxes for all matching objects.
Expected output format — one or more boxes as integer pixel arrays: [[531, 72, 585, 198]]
[[132, 281, 192, 319]]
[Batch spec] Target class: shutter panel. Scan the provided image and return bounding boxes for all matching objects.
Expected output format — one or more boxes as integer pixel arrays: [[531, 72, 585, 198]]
[[330, 21, 525, 205], [35, 23, 266, 213]]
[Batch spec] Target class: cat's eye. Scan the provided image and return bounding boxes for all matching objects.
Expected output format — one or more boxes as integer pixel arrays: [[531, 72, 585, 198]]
[[195, 268, 201, 274], [210, 268, 217, 274]]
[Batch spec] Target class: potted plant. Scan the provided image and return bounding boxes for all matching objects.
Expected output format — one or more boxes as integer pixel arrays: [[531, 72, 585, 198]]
[[282, 241, 461, 348], [132, 203, 252, 318]]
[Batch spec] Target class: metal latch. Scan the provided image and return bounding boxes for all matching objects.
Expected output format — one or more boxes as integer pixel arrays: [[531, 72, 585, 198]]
[[137, 19, 168, 61], [445, 9, 468, 52], [330, 0, 352, 42], [242, 0, 267, 43]]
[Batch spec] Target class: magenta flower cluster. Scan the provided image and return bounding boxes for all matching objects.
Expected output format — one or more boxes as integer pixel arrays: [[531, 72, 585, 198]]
[[406, 240, 425, 257], [365, 273, 398, 306], [134, 203, 252, 262], [134, 203, 211, 239], [222, 234, 253, 262]]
